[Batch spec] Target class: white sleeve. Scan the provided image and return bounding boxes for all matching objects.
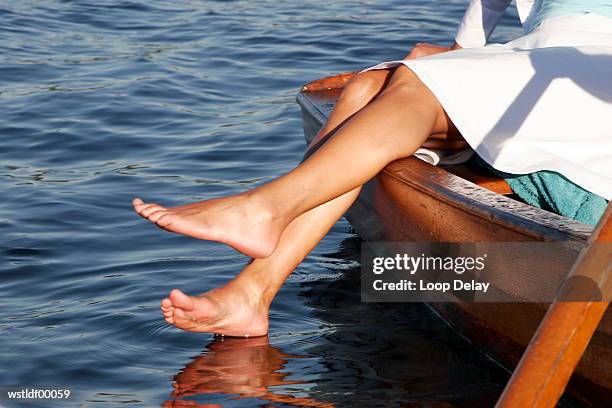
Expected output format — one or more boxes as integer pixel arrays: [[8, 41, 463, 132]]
[[454, 0, 513, 48]]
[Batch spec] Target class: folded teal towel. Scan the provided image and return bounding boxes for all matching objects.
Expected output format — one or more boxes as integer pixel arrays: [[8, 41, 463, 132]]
[[472, 157, 608, 225], [502, 171, 607, 225]]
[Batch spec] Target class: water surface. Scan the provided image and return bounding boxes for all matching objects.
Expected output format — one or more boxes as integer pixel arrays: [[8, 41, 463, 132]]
[[1, 1, 523, 406]]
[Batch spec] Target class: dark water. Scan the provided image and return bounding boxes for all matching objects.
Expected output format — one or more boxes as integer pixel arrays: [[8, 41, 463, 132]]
[[1, 1, 524, 407]]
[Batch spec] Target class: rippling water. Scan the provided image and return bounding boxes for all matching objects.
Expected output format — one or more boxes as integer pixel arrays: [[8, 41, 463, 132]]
[[1, 1, 523, 407]]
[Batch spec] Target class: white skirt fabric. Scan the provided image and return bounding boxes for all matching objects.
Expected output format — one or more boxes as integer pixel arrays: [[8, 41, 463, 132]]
[[364, 13, 612, 200]]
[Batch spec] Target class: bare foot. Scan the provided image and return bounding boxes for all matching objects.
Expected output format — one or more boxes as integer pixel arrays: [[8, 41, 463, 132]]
[[160, 284, 269, 337], [132, 194, 284, 258]]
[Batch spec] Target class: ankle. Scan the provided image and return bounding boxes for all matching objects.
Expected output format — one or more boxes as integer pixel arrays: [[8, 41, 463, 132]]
[[245, 188, 287, 226], [234, 265, 281, 307]]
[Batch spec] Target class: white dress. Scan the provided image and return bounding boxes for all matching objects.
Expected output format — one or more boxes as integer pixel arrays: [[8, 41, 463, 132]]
[[364, 1, 612, 200]]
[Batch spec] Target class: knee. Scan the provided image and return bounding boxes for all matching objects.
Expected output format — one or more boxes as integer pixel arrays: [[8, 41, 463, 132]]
[[385, 65, 423, 92], [339, 71, 384, 105]]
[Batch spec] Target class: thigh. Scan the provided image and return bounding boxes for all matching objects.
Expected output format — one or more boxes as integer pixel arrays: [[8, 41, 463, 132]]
[[385, 65, 464, 144], [308, 68, 397, 152]]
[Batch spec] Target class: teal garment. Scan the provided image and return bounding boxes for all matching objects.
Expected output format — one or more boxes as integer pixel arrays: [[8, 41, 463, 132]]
[[502, 171, 608, 226], [471, 157, 608, 226], [529, 0, 612, 29]]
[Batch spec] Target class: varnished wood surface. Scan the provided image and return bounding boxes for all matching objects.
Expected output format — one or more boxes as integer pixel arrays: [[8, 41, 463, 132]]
[[444, 165, 514, 195], [498, 205, 611, 408], [296, 75, 609, 407], [301, 71, 355, 92]]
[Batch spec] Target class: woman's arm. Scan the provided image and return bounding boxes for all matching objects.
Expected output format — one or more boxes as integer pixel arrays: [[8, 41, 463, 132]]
[[404, 42, 462, 60], [404, 0, 512, 59], [455, 0, 513, 48]]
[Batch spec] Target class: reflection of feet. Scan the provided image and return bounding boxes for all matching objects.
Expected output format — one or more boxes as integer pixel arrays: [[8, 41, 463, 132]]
[[165, 336, 333, 408], [132, 194, 284, 258], [160, 283, 269, 337]]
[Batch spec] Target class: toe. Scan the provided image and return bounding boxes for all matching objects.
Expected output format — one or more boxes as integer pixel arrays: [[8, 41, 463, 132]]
[[141, 204, 166, 218], [148, 209, 167, 222], [163, 290, 222, 332], [133, 204, 144, 215], [134, 205, 149, 217], [172, 307, 205, 328], [156, 213, 176, 228], [161, 297, 173, 310], [169, 289, 195, 311]]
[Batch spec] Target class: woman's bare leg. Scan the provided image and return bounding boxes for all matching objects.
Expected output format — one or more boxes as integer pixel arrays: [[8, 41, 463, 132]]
[[159, 186, 360, 336], [135, 66, 457, 259], [159, 70, 395, 336], [312, 69, 395, 146]]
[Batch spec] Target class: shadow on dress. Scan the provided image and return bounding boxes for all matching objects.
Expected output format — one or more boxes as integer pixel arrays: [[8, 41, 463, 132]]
[[471, 48, 612, 161]]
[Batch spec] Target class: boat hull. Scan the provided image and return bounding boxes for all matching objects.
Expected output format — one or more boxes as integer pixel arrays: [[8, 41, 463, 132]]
[[297, 75, 610, 407]]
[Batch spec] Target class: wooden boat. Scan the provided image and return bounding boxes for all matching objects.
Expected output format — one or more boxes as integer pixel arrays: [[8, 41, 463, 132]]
[[297, 73, 611, 407]]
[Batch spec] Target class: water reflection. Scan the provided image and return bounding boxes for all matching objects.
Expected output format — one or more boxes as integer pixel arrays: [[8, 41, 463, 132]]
[[165, 336, 333, 408]]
